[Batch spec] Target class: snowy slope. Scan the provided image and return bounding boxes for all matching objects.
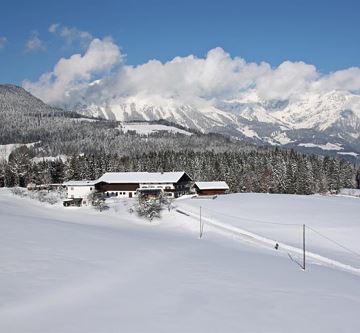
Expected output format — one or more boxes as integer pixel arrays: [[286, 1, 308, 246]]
[[0, 142, 40, 161], [76, 90, 360, 155], [176, 193, 360, 269], [1, 190, 360, 332], [120, 122, 192, 136]]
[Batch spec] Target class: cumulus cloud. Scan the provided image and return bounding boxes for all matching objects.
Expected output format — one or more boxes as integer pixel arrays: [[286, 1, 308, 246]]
[[25, 31, 45, 53], [49, 23, 93, 48], [119, 48, 270, 100], [23, 37, 122, 104], [314, 67, 360, 94], [0, 36, 7, 49], [256, 61, 318, 100], [23, 37, 360, 107]]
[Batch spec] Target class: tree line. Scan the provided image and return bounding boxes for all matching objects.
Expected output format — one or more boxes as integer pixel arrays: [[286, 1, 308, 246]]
[[1, 146, 359, 195]]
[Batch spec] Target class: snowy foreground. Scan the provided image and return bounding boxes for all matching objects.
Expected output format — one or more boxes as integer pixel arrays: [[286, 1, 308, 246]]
[[177, 193, 360, 270], [1, 190, 360, 333]]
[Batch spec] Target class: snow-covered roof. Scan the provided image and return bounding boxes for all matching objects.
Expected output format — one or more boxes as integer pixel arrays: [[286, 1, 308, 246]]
[[97, 172, 190, 184], [63, 180, 98, 186], [194, 181, 229, 190]]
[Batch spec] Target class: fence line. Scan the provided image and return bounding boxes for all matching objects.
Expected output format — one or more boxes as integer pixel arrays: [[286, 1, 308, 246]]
[[306, 225, 360, 258], [187, 205, 360, 265]]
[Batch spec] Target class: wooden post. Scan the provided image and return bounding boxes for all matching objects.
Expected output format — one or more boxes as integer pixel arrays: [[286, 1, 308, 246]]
[[303, 224, 306, 270], [199, 206, 202, 238]]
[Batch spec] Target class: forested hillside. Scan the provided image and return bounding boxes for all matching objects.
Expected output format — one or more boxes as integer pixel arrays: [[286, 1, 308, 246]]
[[1, 84, 359, 194], [0, 84, 251, 156]]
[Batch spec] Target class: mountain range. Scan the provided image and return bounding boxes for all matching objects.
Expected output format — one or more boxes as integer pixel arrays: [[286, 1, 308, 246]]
[[1, 83, 360, 160], [74, 89, 360, 158]]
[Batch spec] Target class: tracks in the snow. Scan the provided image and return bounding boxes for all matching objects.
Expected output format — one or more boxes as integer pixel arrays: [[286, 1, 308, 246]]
[[176, 208, 360, 277]]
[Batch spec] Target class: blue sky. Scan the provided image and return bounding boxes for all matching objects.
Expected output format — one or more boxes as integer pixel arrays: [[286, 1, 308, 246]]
[[1, 0, 359, 85]]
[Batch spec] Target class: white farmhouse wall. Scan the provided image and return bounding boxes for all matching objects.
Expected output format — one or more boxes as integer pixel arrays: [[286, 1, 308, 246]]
[[67, 186, 96, 199]]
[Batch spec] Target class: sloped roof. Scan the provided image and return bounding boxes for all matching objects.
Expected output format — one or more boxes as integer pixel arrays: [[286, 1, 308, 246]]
[[194, 181, 229, 190], [63, 180, 98, 186], [97, 172, 190, 184]]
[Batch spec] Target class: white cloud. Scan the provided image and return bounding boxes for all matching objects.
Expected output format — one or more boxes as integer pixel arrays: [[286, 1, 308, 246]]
[[48, 23, 60, 33], [23, 37, 360, 107], [23, 37, 122, 104], [256, 61, 318, 100], [314, 67, 360, 93], [25, 31, 45, 53], [0, 36, 7, 49], [117, 47, 270, 101], [49, 23, 92, 48]]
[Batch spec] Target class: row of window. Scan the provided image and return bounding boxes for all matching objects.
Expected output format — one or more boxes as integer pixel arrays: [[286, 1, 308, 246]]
[[106, 191, 135, 196], [141, 185, 172, 189]]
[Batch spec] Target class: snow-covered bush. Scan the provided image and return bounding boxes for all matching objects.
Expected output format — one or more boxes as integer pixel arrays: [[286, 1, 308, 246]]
[[135, 198, 161, 221], [338, 188, 360, 198], [10, 187, 27, 197], [132, 192, 173, 221], [92, 197, 109, 212], [11, 187, 66, 205], [88, 192, 109, 211], [29, 191, 60, 205]]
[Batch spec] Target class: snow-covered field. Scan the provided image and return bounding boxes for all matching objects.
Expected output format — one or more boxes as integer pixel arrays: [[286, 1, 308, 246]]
[[1, 189, 360, 332], [298, 142, 343, 151], [177, 193, 360, 270], [120, 122, 192, 136], [0, 142, 40, 161], [31, 154, 68, 163]]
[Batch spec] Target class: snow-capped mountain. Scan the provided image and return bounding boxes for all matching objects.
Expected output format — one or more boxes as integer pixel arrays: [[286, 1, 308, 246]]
[[75, 90, 360, 156], [2, 83, 359, 158]]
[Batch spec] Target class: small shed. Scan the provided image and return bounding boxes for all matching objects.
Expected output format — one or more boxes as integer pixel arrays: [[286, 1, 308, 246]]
[[63, 198, 83, 207], [193, 181, 229, 196]]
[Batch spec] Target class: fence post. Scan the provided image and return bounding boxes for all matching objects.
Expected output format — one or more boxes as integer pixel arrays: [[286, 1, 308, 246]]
[[303, 224, 306, 270], [199, 206, 202, 238]]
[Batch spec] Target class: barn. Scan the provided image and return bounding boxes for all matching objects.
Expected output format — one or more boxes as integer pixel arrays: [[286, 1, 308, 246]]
[[95, 171, 192, 198], [193, 181, 229, 196]]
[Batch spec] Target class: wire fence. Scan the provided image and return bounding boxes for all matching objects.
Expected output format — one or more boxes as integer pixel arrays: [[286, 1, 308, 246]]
[[182, 204, 360, 269], [305, 225, 360, 258]]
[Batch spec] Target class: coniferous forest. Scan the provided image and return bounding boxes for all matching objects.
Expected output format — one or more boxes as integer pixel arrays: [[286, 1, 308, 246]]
[[1, 145, 359, 195]]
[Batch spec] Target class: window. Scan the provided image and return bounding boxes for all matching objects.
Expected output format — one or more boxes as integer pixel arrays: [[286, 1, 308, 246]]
[[165, 186, 171, 189], [116, 192, 118, 196], [71, 187, 74, 191], [90, 187, 92, 191]]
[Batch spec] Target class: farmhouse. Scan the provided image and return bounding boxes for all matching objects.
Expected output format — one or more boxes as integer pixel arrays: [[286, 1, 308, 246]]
[[95, 171, 192, 198], [193, 181, 229, 196], [63, 180, 97, 206]]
